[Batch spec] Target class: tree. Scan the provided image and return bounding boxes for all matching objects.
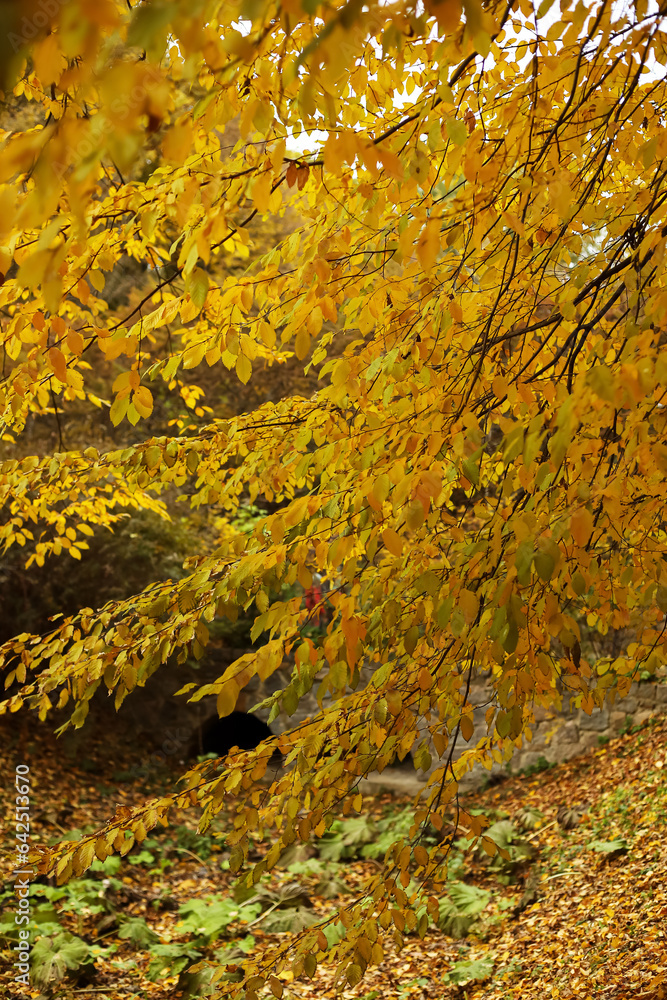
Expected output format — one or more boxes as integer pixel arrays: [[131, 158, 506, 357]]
[[2, 0, 667, 992]]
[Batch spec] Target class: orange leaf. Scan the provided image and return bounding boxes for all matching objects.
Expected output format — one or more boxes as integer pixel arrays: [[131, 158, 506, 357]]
[[48, 347, 67, 383], [383, 528, 403, 556], [570, 508, 593, 547], [460, 714, 474, 742]]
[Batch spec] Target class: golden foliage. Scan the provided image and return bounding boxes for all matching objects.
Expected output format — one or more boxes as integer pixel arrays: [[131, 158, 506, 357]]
[[2, 0, 667, 991]]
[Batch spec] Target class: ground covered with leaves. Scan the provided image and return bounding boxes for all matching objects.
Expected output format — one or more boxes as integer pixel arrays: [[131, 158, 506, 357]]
[[1, 713, 666, 1000]]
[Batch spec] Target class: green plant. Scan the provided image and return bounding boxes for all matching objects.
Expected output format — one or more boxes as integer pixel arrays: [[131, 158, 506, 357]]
[[286, 859, 350, 898], [177, 896, 262, 945], [587, 839, 629, 857], [518, 756, 556, 777], [117, 916, 161, 948], [0, 896, 61, 943], [313, 808, 439, 865], [514, 806, 545, 832], [620, 714, 635, 736], [316, 816, 377, 862], [214, 935, 256, 965], [146, 943, 203, 983], [445, 954, 495, 986], [28, 877, 122, 937], [479, 821, 535, 880], [260, 907, 320, 933], [31, 932, 115, 987], [168, 824, 220, 861], [127, 848, 157, 866], [424, 882, 492, 939]]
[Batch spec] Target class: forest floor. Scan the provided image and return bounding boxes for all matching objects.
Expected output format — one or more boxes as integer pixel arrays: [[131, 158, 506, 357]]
[[0, 708, 666, 1000]]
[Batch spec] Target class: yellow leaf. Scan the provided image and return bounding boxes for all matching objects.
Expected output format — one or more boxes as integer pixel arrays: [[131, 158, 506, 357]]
[[217, 686, 239, 719], [458, 589, 479, 624], [259, 321, 276, 348], [346, 964, 363, 987], [640, 135, 658, 170], [332, 359, 350, 386], [252, 172, 273, 212], [295, 327, 310, 360], [449, 300, 463, 323], [187, 267, 209, 310], [416, 219, 441, 272], [418, 666, 432, 690], [446, 117, 467, 145], [161, 119, 193, 164], [371, 473, 390, 506], [18, 249, 49, 290], [236, 353, 252, 384], [269, 976, 283, 998], [406, 500, 425, 530], [32, 33, 65, 86], [110, 394, 129, 426], [481, 836, 498, 857], [424, 0, 463, 31], [383, 528, 403, 556], [414, 845, 429, 866], [89, 270, 105, 292], [133, 386, 153, 418]]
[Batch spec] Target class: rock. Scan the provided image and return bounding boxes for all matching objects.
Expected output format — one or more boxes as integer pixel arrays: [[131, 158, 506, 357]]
[[631, 709, 656, 728], [580, 731, 603, 748], [614, 695, 638, 713], [555, 721, 579, 743], [578, 708, 610, 731]]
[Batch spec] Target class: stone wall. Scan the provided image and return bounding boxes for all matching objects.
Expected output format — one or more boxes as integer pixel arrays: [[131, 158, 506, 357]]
[[87, 646, 667, 791], [444, 677, 667, 791]]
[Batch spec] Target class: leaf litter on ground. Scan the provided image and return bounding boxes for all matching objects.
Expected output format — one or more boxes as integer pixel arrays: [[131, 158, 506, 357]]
[[0, 712, 666, 998]]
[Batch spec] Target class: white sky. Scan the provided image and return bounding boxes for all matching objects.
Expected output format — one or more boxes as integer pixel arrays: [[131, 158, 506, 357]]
[[285, 0, 665, 154]]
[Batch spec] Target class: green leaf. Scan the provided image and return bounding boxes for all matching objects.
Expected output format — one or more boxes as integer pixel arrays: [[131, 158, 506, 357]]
[[515, 539, 534, 585], [193, 92, 217, 120], [587, 839, 629, 855], [534, 551, 555, 581], [127, 3, 177, 59], [118, 917, 160, 947], [537, 0, 556, 17], [31, 933, 92, 986], [446, 955, 494, 985], [436, 882, 491, 937], [447, 881, 491, 916], [261, 906, 319, 933], [496, 711, 511, 738], [446, 118, 467, 145], [502, 619, 518, 654]]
